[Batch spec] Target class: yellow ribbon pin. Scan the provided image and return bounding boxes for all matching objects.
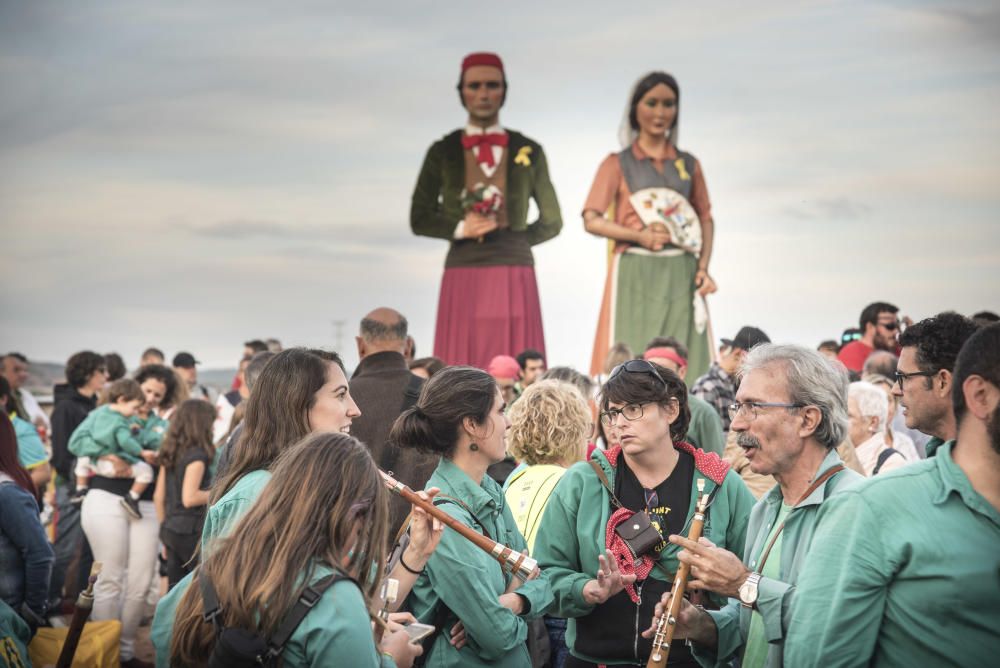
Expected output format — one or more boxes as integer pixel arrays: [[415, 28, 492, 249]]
[[675, 158, 690, 181], [514, 146, 533, 166]]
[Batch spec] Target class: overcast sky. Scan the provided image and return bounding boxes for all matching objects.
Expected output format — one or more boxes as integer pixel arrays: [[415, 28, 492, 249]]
[[2, 0, 998, 372]]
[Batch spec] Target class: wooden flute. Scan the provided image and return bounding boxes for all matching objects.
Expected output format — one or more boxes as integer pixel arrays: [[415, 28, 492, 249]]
[[379, 470, 537, 581], [647, 479, 709, 668]]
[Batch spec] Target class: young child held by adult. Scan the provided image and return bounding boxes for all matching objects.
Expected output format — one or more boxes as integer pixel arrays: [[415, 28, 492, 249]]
[[153, 399, 216, 588], [68, 378, 157, 519]]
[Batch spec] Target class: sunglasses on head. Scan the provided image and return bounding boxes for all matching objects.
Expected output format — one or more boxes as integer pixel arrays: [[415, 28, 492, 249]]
[[609, 359, 668, 388]]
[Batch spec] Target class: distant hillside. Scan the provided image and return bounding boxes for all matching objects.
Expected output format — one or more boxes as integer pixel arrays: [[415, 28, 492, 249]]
[[24, 362, 237, 402]]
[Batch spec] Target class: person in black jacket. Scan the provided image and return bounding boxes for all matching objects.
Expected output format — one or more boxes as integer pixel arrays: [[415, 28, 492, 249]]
[[48, 351, 107, 609]]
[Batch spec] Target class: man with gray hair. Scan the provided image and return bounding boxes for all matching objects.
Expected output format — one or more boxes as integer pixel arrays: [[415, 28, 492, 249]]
[[351, 308, 435, 534], [644, 343, 862, 668]]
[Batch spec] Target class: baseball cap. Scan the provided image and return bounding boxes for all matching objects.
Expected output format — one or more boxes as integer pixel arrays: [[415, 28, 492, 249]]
[[172, 352, 200, 368], [720, 326, 770, 351]]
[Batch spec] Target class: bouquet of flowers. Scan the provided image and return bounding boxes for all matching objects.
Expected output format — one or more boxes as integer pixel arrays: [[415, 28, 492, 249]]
[[460, 182, 504, 217]]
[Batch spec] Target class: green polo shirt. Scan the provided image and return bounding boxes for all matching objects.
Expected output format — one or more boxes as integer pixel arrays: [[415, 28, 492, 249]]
[[691, 448, 862, 668], [784, 440, 1000, 667], [407, 458, 552, 667]]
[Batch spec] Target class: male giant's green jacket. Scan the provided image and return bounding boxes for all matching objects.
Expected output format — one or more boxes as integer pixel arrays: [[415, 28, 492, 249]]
[[690, 447, 862, 668], [410, 129, 561, 246], [533, 443, 754, 666]]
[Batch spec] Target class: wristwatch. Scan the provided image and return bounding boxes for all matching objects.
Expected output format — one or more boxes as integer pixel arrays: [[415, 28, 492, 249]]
[[738, 572, 762, 608]]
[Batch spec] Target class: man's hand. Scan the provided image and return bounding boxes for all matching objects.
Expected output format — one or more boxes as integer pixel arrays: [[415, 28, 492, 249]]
[[463, 212, 499, 239], [449, 621, 467, 649], [582, 550, 637, 605], [670, 535, 749, 598], [640, 592, 717, 647]]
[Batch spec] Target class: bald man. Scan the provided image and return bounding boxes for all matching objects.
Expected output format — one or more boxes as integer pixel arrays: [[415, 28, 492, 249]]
[[350, 308, 436, 534]]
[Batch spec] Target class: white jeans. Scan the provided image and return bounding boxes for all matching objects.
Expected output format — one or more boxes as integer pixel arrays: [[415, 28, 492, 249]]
[[75, 457, 154, 484], [80, 489, 159, 660]]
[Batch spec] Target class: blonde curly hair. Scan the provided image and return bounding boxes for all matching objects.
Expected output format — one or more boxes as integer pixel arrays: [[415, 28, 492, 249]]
[[508, 379, 590, 466]]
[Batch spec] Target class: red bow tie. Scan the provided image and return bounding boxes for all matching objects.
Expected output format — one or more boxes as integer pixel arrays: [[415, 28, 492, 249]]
[[461, 132, 508, 168]]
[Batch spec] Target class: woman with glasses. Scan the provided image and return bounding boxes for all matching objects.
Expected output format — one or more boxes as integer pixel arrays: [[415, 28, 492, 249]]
[[586, 72, 718, 382], [534, 359, 754, 667]]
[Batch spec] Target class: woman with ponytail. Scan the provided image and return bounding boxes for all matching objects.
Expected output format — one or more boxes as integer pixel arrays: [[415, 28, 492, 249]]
[[152, 433, 422, 667], [390, 366, 553, 667]]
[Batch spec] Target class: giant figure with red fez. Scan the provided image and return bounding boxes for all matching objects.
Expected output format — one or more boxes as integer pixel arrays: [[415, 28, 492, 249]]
[[411, 52, 562, 369]]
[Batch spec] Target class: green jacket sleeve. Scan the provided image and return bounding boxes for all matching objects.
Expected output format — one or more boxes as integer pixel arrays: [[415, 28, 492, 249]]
[[68, 420, 102, 458], [300, 579, 392, 667], [410, 140, 459, 240], [424, 506, 531, 661], [532, 483, 594, 619], [784, 491, 886, 667], [113, 424, 145, 459], [524, 145, 562, 247], [499, 501, 553, 619], [693, 599, 743, 668]]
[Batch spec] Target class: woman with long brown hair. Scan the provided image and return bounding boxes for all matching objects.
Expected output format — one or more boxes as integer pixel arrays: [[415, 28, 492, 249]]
[[151, 433, 422, 667]]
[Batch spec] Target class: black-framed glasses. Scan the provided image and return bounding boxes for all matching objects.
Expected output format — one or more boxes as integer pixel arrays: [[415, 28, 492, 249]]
[[609, 359, 668, 388], [600, 402, 651, 426], [728, 401, 806, 421], [893, 370, 936, 389]]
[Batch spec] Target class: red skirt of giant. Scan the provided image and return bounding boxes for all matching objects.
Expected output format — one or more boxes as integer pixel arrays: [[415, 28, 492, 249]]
[[433, 265, 545, 370]]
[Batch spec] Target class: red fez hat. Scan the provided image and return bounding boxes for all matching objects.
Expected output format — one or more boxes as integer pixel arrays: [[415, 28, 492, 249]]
[[461, 52, 505, 74]]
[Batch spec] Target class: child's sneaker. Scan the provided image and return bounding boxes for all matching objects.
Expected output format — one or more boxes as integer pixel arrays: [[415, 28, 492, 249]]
[[119, 495, 142, 520], [69, 488, 88, 506]]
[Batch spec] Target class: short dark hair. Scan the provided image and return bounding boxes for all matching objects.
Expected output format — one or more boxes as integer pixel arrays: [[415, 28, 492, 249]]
[[645, 336, 688, 360], [601, 362, 691, 443], [952, 323, 1000, 425], [858, 302, 899, 332], [817, 340, 841, 354], [972, 311, 1000, 326], [142, 347, 165, 360], [360, 314, 408, 343], [244, 351, 276, 392], [107, 378, 144, 404], [390, 366, 496, 459], [65, 351, 105, 389], [515, 349, 545, 370], [104, 353, 127, 381], [5, 353, 27, 364], [409, 356, 445, 377], [244, 339, 269, 354], [0, 377, 11, 413], [899, 312, 980, 379]]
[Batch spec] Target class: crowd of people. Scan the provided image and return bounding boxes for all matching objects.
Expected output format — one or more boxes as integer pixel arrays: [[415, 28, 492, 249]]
[[2, 50, 998, 668]]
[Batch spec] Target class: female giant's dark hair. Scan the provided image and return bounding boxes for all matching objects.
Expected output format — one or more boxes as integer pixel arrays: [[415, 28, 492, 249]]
[[170, 433, 389, 665], [628, 71, 681, 140], [390, 366, 497, 458], [601, 361, 691, 443], [211, 348, 343, 503]]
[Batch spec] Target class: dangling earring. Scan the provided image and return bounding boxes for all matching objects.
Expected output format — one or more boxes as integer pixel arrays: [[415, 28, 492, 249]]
[[470, 443, 479, 452]]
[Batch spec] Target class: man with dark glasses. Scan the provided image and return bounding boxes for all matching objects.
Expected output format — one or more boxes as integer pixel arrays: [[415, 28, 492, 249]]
[[837, 301, 901, 375], [893, 312, 980, 457]]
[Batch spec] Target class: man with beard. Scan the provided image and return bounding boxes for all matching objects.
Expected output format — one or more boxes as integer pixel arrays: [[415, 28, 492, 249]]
[[893, 311, 980, 457], [786, 323, 1000, 666], [642, 344, 862, 668], [837, 302, 900, 375]]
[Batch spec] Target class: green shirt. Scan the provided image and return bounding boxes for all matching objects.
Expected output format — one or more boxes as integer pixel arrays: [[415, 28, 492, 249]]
[[785, 441, 1000, 667], [132, 413, 169, 450], [67, 404, 145, 462], [534, 445, 755, 665], [691, 448, 862, 668], [407, 458, 553, 667], [741, 503, 791, 668], [687, 394, 726, 457], [200, 469, 272, 553]]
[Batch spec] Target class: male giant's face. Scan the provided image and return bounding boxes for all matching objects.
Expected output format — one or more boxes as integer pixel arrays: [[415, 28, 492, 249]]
[[461, 65, 505, 124]]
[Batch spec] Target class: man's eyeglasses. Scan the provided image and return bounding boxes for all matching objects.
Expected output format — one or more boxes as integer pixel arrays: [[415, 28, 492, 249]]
[[600, 402, 651, 426], [609, 359, 668, 388], [893, 370, 936, 389], [728, 401, 806, 421]]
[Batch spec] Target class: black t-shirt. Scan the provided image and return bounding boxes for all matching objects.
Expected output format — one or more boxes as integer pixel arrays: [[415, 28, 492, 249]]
[[617, 449, 695, 556], [162, 449, 212, 535]]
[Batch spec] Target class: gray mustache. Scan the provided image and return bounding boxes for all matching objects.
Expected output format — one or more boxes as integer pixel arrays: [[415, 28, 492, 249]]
[[737, 433, 761, 449]]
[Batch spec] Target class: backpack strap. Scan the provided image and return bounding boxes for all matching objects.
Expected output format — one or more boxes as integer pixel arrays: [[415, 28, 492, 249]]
[[873, 448, 900, 476], [267, 573, 350, 655], [198, 569, 224, 632]]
